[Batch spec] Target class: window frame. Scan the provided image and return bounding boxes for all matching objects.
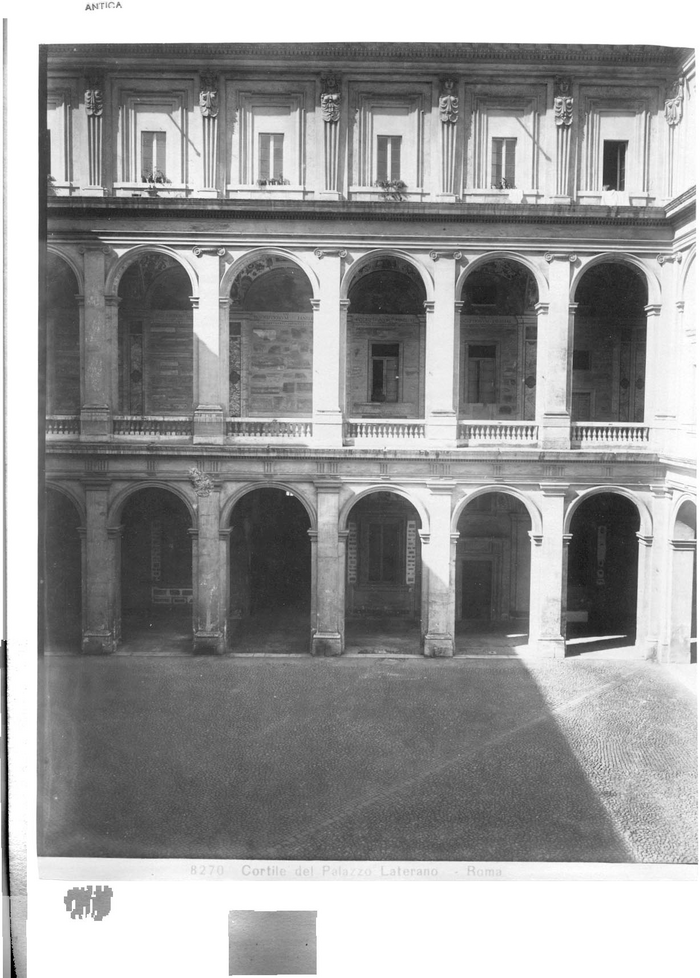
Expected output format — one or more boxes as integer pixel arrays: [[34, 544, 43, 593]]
[[361, 516, 406, 586], [465, 343, 498, 405], [368, 342, 401, 403]]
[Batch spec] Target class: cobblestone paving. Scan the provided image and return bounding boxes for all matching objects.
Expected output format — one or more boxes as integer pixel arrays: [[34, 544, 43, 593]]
[[39, 656, 697, 863]]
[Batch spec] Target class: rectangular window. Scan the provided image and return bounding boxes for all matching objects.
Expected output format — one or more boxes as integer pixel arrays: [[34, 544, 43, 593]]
[[467, 345, 497, 404], [370, 343, 400, 402], [367, 520, 403, 584], [602, 140, 627, 190], [141, 131, 166, 181], [491, 137, 516, 188], [258, 132, 284, 183], [377, 135, 402, 182]]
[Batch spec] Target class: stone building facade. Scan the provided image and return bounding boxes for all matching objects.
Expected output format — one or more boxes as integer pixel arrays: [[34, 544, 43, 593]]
[[43, 42, 696, 661]]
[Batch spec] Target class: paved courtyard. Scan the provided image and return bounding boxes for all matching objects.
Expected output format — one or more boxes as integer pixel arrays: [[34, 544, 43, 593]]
[[39, 654, 697, 863]]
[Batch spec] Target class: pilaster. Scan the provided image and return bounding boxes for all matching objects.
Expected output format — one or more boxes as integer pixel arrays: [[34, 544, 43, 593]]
[[424, 252, 461, 444], [528, 484, 568, 657], [312, 480, 343, 655], [537, 252, 576, 450], [80, 248, 113, 441], [80, 480, 118, 653], [191, 247, 225, 443], [191, 476, 225, 654], [312, 253, 345, 448], [422, 480, 456, 657]]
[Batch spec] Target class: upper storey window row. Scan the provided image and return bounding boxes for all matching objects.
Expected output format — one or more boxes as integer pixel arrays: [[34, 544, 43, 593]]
[[45, 71, 693, 204]]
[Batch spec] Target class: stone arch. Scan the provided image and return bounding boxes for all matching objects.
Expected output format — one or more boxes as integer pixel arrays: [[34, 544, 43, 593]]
[[452, 485, 543, 536], [221, 482, 317, 531], [339, 484, 430, 534], [671, 495, 697, 539], [564, 486, 652, 537], [46, 247, 84, 294], [105, 245, 199, 297], [44, 481, 85, 525], [680, 247, 696, 299], [340, 250, 434, 303], [456, 251, 547, 306], [570, 253, 660, 306], [221, 248, 319, 302], [109, 481, 197, 528]]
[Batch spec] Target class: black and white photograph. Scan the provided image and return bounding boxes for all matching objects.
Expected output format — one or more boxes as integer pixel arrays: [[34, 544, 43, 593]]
[[3, 7, 698, 977]]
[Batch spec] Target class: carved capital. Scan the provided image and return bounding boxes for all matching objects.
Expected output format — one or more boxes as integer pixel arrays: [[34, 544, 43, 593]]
[[320, 73, 341, 123], [199, 73, 219, 118], [656, 253, 682, 265], [192, 246, 226, 258], [665, 77, 684, 127], [429, 250, 464, 262], [544, 252, 577, 263], [314, 248, 348, 260], [84, 76, 103, 117], [438, 77, 459, 124], [554, 77, 573, 127]]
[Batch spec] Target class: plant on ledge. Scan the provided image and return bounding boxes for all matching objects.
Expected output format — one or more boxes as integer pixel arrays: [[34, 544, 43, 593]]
[[141, 168, 169, 187], [375, 178, 408, 201], [257, 176, 290, 187]]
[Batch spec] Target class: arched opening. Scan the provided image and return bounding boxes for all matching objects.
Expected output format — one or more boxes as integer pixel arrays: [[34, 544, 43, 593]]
[[46, 254, 81, 416], [228, 258, 314, 419], [459, 259, 539, 422], [229, 488, 312, 652], [454, 492, 531, 654], [670, 500, 697, 663], [344, 491, 423, 654], [120, 488, 193, 651], [571, 263, 648, 423], [346, 258, 426, 419], [43, 489, 82, 652], [117, 254, 194, 417], [566, 493, 640, 655]]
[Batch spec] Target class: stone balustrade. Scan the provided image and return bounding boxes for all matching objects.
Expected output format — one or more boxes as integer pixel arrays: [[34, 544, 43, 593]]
[[46, 415, 81, 435], [571, 423, 650, 448], [345, 420, 426, 443], [458, 421, 539, 446], [226, 418, 314, 440], [113, 416, 193, 436]]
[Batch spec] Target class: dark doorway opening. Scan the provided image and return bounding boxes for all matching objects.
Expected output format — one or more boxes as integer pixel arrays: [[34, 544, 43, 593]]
[[44, 489, 82, 652], [229, 488, 311, 653], [120, 488, 193, 653], [455, 492, 531, 655], [566, 493, 640, 655]]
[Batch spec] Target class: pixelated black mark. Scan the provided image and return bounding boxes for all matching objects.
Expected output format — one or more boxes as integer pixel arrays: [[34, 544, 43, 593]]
[[64, 885, 113, 920]]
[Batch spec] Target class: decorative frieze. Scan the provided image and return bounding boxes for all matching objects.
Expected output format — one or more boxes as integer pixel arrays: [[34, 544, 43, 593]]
[[429, 251, 464, 262], [188, 466, 215, 496], [314, 248, 348, 260], [656, 253, 682, 265], [544, 252, 577, 263], [192, 246, 226, 258]]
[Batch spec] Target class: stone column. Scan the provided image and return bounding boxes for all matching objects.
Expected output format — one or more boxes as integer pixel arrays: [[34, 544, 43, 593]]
[[422, 481, 456, 657], [191, 247, 225, 443], [312, 252, 345, 447], [529, 484, 567, 657], [191, 472, 225, 654], [425, 252, 460, 444], [635, 531, 655, 658], [80, 480, 118, 653], [312, 481, 343, 656], [81, 247, 113, 440], [538, 253, 576, 449], [648, 486, 672, 661]]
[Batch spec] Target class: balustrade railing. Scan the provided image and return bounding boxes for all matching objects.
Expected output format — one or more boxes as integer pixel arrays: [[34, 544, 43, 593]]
[[345, 419, 426, 442], [458, 421, 539, 446], [571, 423, 650, 447], [113, 416, 193, 436], [46, 415, 80, 435], [226, 418, 313, 439]]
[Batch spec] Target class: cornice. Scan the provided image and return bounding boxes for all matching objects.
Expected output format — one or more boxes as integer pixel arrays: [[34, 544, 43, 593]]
[[46, 197, 672, 229], [44, 42, 691, 69]]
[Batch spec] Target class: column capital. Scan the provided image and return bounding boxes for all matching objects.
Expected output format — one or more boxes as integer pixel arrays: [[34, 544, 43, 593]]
[[534, 301, 549, 316], [81, 477, 112, 491], [310, 298, 321, 312], [189, 295, 200, 309], [539, 482, 569, 496], [314, 478, 341, 493], [656, 253, 682, 265], [219, 297, 231, 308], [314, 248, 348, 260], [669, 538, 696, 551], [429, 250, 465, 262], [637, 533, 654, 548], [423, 300, 435, 314], [676, 300, 685, 313], [528, 532, 543, 546], [104, 293, 121, 307], [307, 528, 319, 542], [454, 300, 464, 312], [426, 479, 456, 495], [339, 298, 351, 311], [417, 530, 431, 545], [107, 525, 124, 539], [192, 246, 226, 258], [645, 303, 662, 318], [544, 251, 578, 263]]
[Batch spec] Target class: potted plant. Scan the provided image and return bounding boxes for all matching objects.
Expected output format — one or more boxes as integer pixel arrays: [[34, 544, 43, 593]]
[[375, 178, 408, 201]]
